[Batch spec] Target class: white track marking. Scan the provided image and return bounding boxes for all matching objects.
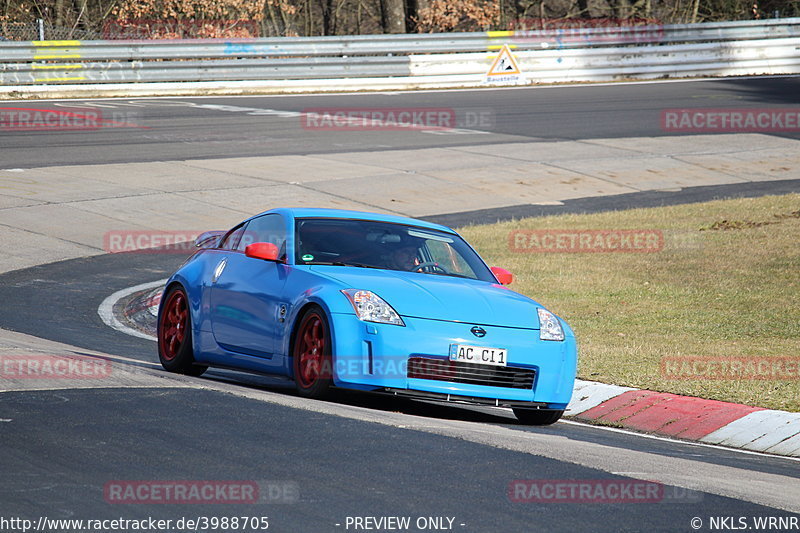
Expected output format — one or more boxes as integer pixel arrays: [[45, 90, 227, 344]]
[[97, 279, 165, 341], [51, 102, 122, 108]]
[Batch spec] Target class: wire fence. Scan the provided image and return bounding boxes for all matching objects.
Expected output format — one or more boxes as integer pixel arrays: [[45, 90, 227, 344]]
[[0, 20, 105, 41], [0, 19, 295, 41]]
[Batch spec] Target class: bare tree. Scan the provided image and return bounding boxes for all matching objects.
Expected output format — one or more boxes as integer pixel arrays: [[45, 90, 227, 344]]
[[3, 0, 797, 39], [381, 0, 405, 32]]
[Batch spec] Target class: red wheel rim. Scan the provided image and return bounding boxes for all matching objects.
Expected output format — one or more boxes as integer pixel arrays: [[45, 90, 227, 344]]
[[296, 313, 326, 388], [159, 290, 188, 361]]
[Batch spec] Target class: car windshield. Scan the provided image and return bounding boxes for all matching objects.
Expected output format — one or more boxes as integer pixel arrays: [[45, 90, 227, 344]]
[[294, 218, 495, 282]]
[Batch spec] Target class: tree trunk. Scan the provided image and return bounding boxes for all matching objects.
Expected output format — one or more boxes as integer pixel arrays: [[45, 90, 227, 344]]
[[406, 0, 429, 32], [615, 0, 631, 18], [55, 0, 65, 27], [320, 0, 335, 35], [72, 0, 88, 36], [381, 0, 406, 33], [264, 0, 281, 36], [690, 0, 700, 23]]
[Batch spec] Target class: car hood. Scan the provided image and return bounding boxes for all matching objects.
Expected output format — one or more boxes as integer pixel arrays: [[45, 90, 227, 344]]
[[308, 266, 541, 329]]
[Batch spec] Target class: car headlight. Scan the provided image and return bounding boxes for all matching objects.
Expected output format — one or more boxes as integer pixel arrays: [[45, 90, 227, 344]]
[[341, 289, 405, 326], [538, 308, 564, 341]]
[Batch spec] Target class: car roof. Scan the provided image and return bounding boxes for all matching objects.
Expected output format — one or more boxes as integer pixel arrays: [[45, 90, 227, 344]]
[[256, 208, 457, 234]]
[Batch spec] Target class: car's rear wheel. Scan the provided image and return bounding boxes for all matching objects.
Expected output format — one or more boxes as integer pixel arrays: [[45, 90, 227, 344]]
[[158, 285, 206, 376], [292, 307, 333, 399], [513, 408, 564, 425]]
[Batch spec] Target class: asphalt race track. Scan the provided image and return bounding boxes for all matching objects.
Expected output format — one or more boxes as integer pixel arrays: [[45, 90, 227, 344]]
[[1, 78, 799, 532], [2, 77, 800, 169]]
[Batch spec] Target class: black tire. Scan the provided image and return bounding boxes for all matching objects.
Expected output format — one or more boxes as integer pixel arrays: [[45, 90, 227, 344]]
[[157, 285, 206, 377], [513, 408, 564, 425], [292, 306, 333, 399]]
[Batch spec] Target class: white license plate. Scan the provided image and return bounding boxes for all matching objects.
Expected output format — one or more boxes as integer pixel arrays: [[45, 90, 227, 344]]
[[449, 344, 507, 367]]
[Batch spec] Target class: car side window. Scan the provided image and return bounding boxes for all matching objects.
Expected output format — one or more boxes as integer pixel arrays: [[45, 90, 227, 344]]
[[218, 224, 246, 250], [237, 213, 287, 258], [424, 239, 476, 277]]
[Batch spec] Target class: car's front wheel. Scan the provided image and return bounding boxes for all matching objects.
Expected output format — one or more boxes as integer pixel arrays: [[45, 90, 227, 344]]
[[158, 285, 206, 376], [292, 306, 333, 399], [513, 408, 564, 425]]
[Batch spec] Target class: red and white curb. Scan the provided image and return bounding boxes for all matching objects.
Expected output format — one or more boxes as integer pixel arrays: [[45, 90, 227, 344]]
[[566, 381, 800, 457], [100, 281, 800, 459]]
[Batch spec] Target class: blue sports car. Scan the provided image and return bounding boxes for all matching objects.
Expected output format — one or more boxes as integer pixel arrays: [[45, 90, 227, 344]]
[[157, 208, 577, 425]]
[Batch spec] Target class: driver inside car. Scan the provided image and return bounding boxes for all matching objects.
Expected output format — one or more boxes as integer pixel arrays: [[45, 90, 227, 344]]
[[389, 245, 421, 271]]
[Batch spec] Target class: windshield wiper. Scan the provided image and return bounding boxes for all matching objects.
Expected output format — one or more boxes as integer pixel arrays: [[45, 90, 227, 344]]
[[418, 270, 472, 279], [303, 261, 381, 269]]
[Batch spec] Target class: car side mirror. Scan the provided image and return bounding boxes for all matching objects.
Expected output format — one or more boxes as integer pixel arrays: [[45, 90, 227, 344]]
[[245, 242, 280, 262], [491, 266, 513, 285]]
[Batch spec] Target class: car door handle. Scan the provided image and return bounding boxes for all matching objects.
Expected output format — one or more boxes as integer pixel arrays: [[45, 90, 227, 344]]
[[212, 258, 227, 284]]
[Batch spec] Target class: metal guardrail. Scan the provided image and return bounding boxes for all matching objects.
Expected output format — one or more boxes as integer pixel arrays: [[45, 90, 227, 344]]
[[1, 18, 799, 86]]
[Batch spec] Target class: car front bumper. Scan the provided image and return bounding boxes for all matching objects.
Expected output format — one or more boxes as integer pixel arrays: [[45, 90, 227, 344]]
[[329, 313, 577, 409]]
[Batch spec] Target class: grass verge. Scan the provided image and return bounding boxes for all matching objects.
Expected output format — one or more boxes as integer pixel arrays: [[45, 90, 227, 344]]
[[461, 193, 800, 412]]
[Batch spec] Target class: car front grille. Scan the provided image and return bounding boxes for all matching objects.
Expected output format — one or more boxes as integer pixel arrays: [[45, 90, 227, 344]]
[[407, 356, 535, 390]]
